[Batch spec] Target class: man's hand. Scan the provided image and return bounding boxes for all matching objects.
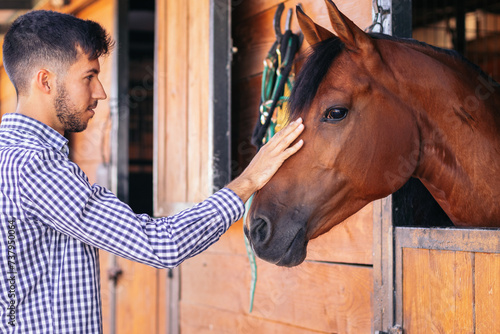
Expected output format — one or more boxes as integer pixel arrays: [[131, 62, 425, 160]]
[[227, 118, 304, 203]]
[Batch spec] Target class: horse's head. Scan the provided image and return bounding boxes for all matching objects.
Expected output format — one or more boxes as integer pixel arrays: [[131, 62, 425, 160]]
[[246, 0, 423, 266]]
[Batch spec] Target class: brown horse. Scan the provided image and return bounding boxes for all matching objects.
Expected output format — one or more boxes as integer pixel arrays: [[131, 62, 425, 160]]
[[245, 0, 500, 267]]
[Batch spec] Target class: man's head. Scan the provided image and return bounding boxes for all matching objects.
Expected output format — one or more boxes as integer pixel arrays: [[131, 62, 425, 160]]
[[3, 10, 113, 96], [3, 10, 114, 133]]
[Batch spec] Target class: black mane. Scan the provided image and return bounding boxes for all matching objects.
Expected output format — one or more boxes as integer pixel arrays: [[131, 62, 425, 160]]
[[287, 33, 493, 120], [288, 37, 344, 120]]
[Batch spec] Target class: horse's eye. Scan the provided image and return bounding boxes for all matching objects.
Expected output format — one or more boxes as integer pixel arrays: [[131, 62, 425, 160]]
[[322, 107, 348, 122]]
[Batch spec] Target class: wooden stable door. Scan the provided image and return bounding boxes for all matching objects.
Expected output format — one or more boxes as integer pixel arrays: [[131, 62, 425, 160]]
[[373, 199, 500, 334], [395, 228, 500, 333]]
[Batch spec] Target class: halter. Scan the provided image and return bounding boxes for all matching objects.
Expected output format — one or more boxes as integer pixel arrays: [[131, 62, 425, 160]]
[[250, 4, 303, 148]]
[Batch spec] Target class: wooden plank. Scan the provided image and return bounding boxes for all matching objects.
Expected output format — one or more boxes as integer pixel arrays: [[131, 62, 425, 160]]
[[198, 0, 210, 200], [306, 203, 373, 265], [454, 251, 474, 333], [396, 227, 500, 253], [181, 253, 250, 313], [475, 252, 500, 333], [164, 0, 188, 203], [153, 0, 167, 216], [187, 0, 210, 202], [99, 251, 112, 334], [180, 303, 329, 334], [114, 258, 161, 334], [403, 248, 475, 334], [232, 0, 284, 22], [0, 68, 16, 117], [254, 262, 372, 333], [157, 268, 168, 334], [181, 252, 372, 333], [427, 250, 459, 333], [373, 196, 394, 331], [402, 248, 432, 333], [36, 0, 99, 14]]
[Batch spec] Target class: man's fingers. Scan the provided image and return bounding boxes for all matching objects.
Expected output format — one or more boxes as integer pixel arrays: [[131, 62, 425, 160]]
[[266, 117, 304, 150], [283, 138, 304, 158]]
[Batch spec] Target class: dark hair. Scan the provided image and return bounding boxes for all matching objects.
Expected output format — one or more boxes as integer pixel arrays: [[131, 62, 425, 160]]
[[3, 10, 114, 95], [288, 37, 345, 120]]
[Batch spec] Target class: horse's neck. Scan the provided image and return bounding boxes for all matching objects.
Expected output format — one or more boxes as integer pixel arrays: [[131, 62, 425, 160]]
[[412, 70, 500, 226]]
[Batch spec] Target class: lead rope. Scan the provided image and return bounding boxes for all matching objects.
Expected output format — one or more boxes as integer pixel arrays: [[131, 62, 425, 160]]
[[244, 8, 301, 311], [243, 196, 256, 312]]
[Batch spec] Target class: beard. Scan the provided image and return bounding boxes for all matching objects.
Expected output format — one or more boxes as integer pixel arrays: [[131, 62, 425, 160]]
[[54, 85, 92, 133]]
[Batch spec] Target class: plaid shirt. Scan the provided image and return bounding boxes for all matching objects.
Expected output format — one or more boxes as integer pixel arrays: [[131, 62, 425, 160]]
[[0, 113, 244, 333]]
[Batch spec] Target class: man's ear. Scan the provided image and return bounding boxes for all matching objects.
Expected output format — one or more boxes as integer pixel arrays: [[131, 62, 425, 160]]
[[34, 69, 54, 94]]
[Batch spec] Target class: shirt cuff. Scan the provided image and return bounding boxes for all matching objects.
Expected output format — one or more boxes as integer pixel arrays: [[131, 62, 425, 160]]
[[205, 188, 245, 228]]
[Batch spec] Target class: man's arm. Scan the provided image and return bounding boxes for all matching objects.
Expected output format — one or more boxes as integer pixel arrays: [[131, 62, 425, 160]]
[[17, 118, 303, 268], [227, 117, 304, 203]]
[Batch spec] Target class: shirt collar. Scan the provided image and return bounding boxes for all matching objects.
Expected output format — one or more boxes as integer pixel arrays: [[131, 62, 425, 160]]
[[0, 113, 69, 155]]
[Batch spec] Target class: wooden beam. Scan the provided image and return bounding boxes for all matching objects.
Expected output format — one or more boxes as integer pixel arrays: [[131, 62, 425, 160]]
[[0, 0, 32, 10]]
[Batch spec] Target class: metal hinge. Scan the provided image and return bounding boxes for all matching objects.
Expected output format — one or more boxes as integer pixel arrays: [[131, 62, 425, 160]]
[[107, 266, 123, 283], [375, 324, 404, 334]]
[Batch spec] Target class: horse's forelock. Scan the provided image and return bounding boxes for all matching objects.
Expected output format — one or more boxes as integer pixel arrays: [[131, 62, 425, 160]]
[[287, 37, 345, 122]]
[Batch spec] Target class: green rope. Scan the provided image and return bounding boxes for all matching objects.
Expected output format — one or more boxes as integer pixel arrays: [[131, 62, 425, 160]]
[[243, 195, 257, 313]]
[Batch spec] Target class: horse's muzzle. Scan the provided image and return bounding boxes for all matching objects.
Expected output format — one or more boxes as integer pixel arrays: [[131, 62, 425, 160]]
[[245, 214, 308, 267]]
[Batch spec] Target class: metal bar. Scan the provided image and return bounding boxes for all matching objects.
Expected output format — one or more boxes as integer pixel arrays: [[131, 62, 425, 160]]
[[455, 0, 466, 54], [394, 227, 404, 326], [210, 0, 232, 192], [391, 0, 412, 38], [116, 0, 130, 205]]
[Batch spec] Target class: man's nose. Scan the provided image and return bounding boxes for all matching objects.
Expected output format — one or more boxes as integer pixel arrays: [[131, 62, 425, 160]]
[[93, 80, 107, 100]]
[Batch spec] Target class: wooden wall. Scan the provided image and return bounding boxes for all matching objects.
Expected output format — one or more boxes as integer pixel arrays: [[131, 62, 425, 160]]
[[178, 1, 376, 333], [154, 0, 212, 218]]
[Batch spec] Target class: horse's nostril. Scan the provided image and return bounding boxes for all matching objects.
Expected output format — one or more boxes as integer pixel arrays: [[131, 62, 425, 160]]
[[251, 217, 270, 244]]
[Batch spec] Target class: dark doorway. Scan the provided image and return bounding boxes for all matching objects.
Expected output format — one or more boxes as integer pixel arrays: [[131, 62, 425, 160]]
[[127, 0, 155, 215]]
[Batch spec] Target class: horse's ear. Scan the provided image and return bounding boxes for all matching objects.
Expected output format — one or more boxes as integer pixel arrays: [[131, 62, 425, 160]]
[[325, 0, 373, 51], [296, 5, 335, 46]]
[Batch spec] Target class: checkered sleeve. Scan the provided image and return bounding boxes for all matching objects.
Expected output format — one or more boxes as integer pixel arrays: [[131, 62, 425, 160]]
[[18, 149, 245, 268]]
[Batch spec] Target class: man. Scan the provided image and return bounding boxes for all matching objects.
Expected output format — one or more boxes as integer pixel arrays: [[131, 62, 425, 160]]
[[0, 10, 304, 333]]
